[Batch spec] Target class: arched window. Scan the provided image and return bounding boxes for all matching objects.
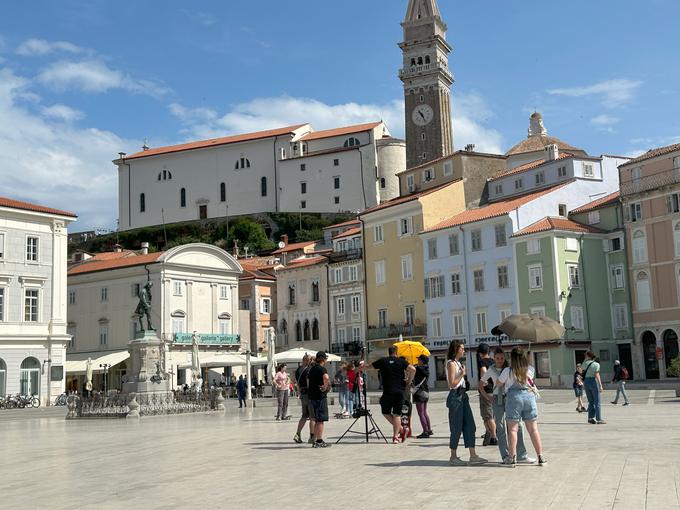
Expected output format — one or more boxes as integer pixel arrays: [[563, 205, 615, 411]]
[[380, 177, 386, 189], [633, 230, 647, 263], [157, 171, 172, 181], [139, 193, 146, 213], [303, 320, 311, 341], [674, 222, 680, 257], [0, 358, 6, 397], [417, 56, 423, 65], [635, 271, 651, 311], [410, 58, 416, 66], [261, 177, 267, 197], [425, 55, 431, 64], [235, 157, 251, 170], [663, 329, 679, 372], [288, 285, 296, 305], [343, 137, 361, 148], [312, 319, 319, 340], [19, 357, 40, 397], [218, 312, 231, 334], [295, 320, 302, 342], [180, 188, 186, 208], [220, 182, 226, 202], [171, 310, 186, 334]]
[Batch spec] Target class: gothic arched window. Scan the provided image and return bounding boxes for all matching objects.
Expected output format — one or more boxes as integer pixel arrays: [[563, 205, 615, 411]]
[[417, 56, 423, 65], [312, 319, 319, 340], [425, 55, 431, 65], [295, 320, 302, 342], [235, 157, 251, 170], [303, 320, 311, 341]]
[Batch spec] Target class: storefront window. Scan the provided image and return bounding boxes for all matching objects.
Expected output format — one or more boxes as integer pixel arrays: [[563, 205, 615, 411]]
[[533, 352, 550, 379], [20, 357, 40, 396], [435, 356, 447, 381]]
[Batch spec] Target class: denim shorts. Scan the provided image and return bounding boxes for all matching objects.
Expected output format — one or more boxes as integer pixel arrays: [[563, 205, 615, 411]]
[[505, 389, 538, 422]]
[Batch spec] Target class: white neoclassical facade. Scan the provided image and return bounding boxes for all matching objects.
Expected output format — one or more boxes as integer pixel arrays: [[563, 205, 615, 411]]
[[0, 197, 76, 404], [115, 122, 404, 231], [66, 243, 244, 390]]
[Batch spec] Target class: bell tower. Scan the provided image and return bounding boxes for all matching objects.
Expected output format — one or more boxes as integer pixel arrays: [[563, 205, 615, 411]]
[[399, 0, 454, 169]]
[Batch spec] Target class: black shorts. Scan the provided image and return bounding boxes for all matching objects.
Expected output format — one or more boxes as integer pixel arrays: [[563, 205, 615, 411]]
[[380, 392, 405, 416], [310, 398, 329, 422]]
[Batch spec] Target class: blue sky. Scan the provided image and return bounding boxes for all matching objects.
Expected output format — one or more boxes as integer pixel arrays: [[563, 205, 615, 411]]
[[1, 0, 678, 230]]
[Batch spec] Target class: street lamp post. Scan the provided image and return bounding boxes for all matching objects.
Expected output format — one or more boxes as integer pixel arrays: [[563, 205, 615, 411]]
[[99, 363, 112, 394]]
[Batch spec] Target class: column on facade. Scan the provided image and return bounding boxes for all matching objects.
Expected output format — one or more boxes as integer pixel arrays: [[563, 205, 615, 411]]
[[210, 283, 218, 334], [186, 281, 194, 332], [162, 277, 171, 336]]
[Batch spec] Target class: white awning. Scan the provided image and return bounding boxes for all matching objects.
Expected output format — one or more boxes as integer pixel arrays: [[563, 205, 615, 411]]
[[65, 350, 129, 375], [176, 352, 253, 370], [251, 348, 341, 365]]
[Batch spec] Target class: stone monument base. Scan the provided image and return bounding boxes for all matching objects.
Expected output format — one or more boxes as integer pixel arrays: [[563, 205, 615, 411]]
[[122, 330, 173, 396]]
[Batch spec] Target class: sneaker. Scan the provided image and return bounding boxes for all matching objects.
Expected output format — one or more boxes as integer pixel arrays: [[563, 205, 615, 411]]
[[307, 435, 315, 444], [489, 438, 498, 446], [416, 432, 430, 439], [313, 440, 331, 448], [623, 403, 630, 406], [427, 430, 434, 436], [449, 455, 467, 466], [482, 431, 490, 446], [502, 455, 516, 468], [610, 401, 618, 405], [293, 432, 302, 444], [588, 418, 597, 424], [538, 455, 547, 466], [597, 420, 607, 425], [275, 416, 280, 421], [517, 456, 537, 464], [469, 455, 487, 465]]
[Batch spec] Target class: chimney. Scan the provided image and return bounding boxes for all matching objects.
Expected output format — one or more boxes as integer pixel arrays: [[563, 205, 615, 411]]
[[545, 144, 559, 161], [113, 243, 122, 253], [140, 242, 149, 255], [118, 152, 126, 159], [465, 143, 475, 152], [281, 234, 289, 246]]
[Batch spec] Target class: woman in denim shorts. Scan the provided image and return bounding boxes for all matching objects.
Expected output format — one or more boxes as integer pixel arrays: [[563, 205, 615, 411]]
[[497, 347, 546, 467]]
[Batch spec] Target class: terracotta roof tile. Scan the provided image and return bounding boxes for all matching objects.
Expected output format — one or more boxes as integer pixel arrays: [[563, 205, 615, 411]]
[[278, 255, 327, 270], [512, 217, 607, 238], [271, 240, 319, 255], [332, 226, 361, 239], [239, 267, 277, 281], [324, 218, 360, 230], [488, 153, 574, 182], [620, 142, 680, 166], [68, 252, 163, 276], [123, 124, 308, 160], [89, 250, 137, 261], [299, 122, 382, 141], [570, 191, 621, 214], [0, 196, 77, 218], [360, 180, 460, 216], [422, 181, 573, 234], [505, 135, 582, 156]]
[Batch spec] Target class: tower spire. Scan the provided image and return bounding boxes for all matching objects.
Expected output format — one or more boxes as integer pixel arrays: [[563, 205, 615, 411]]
[[404, 0, 441, 23]]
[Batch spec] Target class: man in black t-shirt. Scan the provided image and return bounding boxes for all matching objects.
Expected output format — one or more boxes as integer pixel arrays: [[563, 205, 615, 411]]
[[476, 343, 497, 446], [308, 351, 331, 448], [372, 346, 416, 441], [293, 354, 315, 444]]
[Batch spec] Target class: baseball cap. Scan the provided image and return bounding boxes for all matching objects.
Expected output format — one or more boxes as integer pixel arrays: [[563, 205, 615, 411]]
[[316, 351, 328, 361], [478, 343, 490, 355], [614, 360, 620, 365]]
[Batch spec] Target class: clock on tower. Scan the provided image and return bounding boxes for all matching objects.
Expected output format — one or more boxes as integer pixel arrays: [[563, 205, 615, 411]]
[[399, 0, 454, 169]]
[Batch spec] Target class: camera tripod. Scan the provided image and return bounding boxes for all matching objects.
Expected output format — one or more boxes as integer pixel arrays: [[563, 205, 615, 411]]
[[335, 372, 388, 444]]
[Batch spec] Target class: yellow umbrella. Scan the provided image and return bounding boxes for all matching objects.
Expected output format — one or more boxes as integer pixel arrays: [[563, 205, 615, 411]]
[[394, 340, 430, 365]]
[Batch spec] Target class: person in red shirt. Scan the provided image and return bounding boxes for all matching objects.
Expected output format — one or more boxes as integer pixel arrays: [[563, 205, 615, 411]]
[[346, 363, 357, 416]]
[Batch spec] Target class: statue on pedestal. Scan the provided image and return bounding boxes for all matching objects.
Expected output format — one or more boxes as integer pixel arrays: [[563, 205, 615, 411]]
[[135, 268, 154, 332]]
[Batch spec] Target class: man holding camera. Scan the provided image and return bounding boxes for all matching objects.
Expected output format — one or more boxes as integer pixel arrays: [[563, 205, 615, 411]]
[[308, 351, 331, 448], [372, 346, 416, 443]]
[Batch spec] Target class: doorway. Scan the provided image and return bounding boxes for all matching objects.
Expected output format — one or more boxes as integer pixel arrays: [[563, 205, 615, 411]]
[[617, 343, 634, 380], [663, 330, 679, 376], [199, 205, 207, 219], [641, 331, 659, 379]]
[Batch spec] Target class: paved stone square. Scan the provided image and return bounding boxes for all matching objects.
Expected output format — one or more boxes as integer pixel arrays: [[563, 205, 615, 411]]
[[1, 389, 679, 509]]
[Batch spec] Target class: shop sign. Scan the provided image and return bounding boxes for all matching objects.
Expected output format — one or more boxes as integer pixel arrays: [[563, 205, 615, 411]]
[[474, 335, 508, 344], [422, 338, 465, 349]]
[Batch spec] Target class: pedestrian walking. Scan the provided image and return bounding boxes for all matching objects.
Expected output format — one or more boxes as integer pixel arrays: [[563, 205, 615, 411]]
[[236, 374, 247, 408], [413, 354, 433, 438], [497, 346, 546, 467], [346, 362, 357, 417], [477, 343, 497, 446], [582, 351, 605, 424], [479, 347, 535, 464], [573, 364, 586, 413], [372, 345, 416, 443], [446, 340, 486, 465], [611, 360, 630, 406], [308, 352, 331, 448], [274, 364, 290, 420], [293, 355, 316, 444]]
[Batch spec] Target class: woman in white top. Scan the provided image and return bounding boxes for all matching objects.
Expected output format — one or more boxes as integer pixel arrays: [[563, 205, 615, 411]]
[[446, 340, 487, 466], [497, 347, 545, 467]]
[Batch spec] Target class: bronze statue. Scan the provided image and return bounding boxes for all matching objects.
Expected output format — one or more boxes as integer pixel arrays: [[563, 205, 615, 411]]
[[135, 269, 154, 331]]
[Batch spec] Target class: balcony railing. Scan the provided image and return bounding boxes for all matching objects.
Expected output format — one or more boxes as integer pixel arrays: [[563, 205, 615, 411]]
[[330, 341, 363, 355], [328, 248, 363, 263], [620, 167, 680, 196], [173, 333, 241, 345], [399, 62, 453, 81], [366, 323, 427, 341]]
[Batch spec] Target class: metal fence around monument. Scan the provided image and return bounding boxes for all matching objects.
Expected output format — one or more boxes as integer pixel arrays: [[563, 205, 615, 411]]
[[71, 390, 222, 418]]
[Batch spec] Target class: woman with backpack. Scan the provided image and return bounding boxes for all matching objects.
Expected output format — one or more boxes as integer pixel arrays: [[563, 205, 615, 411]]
[[582, 351, 605, 424], [611, 360, 630, 406], [497, 346, 546, 467], [413, 355, 433, 438]]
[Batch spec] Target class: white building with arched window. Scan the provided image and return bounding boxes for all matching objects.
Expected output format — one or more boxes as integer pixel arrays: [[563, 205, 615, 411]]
[[115, 121, 404, 231], [65, 243, 245, 390], [0, 196, 76, 404]]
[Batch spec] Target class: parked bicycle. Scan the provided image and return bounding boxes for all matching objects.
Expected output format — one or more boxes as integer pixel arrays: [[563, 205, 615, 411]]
[[54, 393, 68, 406]]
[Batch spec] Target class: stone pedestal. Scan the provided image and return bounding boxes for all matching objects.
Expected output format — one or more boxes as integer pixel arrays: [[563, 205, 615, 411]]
[[122, 330, 172, 396]]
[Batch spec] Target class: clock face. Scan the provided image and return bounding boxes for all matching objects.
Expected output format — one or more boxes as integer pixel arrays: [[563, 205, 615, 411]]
[[412, 104, 434, 126]]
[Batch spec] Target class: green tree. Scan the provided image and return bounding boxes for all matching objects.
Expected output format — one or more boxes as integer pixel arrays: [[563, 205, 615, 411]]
[[668, 357, 680, 378]]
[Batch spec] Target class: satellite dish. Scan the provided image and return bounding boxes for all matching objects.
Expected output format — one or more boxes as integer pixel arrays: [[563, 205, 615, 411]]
[[278, 241, 286, 249]]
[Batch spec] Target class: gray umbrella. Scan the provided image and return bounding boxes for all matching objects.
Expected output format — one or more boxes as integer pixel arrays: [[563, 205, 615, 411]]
[[493, 314, 565, 343]]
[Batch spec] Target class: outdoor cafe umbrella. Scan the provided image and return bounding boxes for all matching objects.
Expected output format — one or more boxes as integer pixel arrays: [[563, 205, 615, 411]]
[[492, 314, 565, 343], [266, 327, 276, 384], [191, 333, 201, 380], [85, 357, 93, 392], [394, 340, 430, 365]]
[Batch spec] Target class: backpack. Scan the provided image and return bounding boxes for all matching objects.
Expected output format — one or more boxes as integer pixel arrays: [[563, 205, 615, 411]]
[[620, 367, 629, 380]]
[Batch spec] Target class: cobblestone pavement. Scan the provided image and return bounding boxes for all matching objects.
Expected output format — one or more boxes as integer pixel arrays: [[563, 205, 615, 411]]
[[1, 389, 679, 509]]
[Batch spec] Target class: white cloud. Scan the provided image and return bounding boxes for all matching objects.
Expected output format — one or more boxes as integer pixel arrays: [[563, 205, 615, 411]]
[[37, 60, 170, 97], [41, 103, 85, 122], [0, 67, 130, 229], [16, 38, 86, 56], [590, 114, 620, 126], [171, 92, 503, 154], [547, 79, 642, 108]]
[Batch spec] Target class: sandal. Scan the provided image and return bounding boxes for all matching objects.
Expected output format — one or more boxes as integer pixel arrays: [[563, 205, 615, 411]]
[[392, 436, 401, 444]]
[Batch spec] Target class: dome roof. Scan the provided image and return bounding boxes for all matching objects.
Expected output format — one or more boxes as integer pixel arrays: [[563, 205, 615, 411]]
[[506, 112, 584, 156]]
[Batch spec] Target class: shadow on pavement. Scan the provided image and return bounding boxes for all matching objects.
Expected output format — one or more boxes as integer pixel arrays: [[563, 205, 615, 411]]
[[366, 460, 508, 468]]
